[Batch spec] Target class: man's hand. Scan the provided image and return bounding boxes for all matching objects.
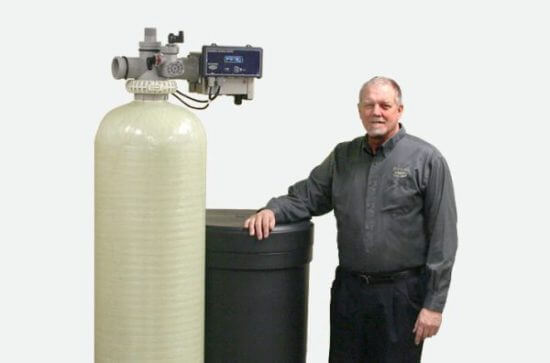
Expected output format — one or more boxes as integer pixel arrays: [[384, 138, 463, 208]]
[[244, 209, 276, 240], [413, 308, 442, 345]]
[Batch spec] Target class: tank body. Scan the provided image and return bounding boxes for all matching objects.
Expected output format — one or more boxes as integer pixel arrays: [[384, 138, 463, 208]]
[[205, 209, 314, 363], [95, 81, 206, 362]]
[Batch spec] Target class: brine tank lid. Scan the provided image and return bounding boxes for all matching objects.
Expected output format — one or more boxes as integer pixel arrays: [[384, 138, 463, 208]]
[[206, 209, 312, 234]]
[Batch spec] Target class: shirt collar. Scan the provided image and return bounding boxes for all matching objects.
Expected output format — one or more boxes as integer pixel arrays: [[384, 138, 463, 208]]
[[362, 123, 406, 157]]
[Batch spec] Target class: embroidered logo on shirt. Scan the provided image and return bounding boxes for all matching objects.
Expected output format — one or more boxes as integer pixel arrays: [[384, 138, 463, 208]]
[[392, 167, 409, 178]]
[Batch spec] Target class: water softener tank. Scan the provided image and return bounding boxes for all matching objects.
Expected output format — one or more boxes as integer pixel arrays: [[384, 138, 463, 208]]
[[205, 209, 314, 363], [95, 79, 206, 362]]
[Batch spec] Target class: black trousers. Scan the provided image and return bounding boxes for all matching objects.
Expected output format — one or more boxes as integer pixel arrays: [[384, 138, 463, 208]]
[[329, 267, 426, 363]]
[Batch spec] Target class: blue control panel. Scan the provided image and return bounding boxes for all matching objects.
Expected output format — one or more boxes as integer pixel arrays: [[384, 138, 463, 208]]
[[201, 46, 262, 77]]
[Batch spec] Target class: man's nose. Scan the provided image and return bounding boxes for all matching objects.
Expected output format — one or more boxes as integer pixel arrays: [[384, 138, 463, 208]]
[[372, 104, 382, 115]]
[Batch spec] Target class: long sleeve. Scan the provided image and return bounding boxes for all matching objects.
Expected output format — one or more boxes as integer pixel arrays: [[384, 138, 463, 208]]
[[265, 151, 335, 224], [422, 155, 458, 312]]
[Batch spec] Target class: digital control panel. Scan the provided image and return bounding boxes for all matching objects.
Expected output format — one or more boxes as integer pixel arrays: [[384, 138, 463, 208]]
[[201, 46, 263, 77]]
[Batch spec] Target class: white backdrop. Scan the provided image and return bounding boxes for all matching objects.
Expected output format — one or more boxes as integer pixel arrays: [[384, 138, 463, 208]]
[[1, 1, 549, 362]]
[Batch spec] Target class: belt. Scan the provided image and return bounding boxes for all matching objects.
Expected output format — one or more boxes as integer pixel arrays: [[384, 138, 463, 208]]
[[337, 265, 424, 285]]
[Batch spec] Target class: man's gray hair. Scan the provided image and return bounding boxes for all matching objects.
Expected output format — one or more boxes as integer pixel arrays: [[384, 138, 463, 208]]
[[359, 76, 403, 106]]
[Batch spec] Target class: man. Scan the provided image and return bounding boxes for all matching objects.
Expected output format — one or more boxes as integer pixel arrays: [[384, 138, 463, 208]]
[[244, 77, 457, 362]]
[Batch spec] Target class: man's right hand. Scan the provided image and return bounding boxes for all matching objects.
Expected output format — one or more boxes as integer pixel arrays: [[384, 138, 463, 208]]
[[243, 209, 276, 240]]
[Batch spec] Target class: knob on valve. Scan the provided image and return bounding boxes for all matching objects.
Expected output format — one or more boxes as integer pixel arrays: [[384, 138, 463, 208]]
[[168, 31, 184, 44]]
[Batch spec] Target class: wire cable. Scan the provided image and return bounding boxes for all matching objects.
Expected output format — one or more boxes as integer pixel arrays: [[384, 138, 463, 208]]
[[171, 92, 210, 110], [208, 85, 221, 101], [175, 90, 209, 103], [171, 82, 221, 110]]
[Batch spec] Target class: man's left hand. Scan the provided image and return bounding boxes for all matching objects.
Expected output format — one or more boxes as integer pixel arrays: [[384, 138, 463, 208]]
[[413, 308, 442, 345]]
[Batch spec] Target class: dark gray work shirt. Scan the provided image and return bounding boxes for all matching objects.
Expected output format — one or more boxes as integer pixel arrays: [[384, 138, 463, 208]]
[[265, 125, 457, 312]]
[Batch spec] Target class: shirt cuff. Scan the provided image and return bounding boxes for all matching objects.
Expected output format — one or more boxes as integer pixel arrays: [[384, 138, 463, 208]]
[[423, 292, 446, 313]]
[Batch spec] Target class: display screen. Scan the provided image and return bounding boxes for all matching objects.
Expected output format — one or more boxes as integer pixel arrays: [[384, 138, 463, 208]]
[[224, 55, 244, 64]]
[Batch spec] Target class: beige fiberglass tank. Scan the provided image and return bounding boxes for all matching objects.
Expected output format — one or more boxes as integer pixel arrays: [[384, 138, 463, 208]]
[[95, 78, 206, 362], [95, 27, 262, 362]]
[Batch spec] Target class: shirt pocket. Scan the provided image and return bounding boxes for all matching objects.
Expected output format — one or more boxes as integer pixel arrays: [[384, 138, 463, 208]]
[[381, 176, 419, 216]]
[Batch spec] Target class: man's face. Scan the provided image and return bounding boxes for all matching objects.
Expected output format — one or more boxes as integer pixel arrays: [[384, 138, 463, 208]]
[[358, 83, 404, 140]]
